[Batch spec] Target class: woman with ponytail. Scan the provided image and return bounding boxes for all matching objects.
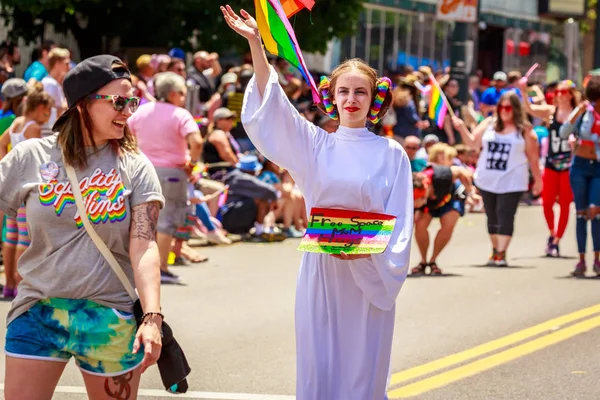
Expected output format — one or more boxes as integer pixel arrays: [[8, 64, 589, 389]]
[[0, 83, 53, 298], [223, 5, 413, 399]]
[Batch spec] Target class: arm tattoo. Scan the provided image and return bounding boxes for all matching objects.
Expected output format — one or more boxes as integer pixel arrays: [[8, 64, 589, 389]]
[[104, 371, 133, 399], [131, 201, 160, 241]]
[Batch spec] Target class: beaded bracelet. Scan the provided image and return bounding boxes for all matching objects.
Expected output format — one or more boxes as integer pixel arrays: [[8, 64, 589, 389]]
[[142, 312, 164, 324]]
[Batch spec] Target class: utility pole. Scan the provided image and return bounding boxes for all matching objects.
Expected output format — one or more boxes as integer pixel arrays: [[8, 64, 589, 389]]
[[450, 23, 470, 104]]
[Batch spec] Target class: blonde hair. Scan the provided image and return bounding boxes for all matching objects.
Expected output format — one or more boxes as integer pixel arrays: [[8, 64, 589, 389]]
[[48, 48, 70, 70], [316, 58, 393, 124], [25, 82, 53, 114], [428, 143, 454, 164]]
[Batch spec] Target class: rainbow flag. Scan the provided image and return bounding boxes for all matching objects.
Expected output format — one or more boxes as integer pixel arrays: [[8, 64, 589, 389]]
[[255, 0, 320, 103], [281, 0, 315, 18], [298, 208, 397, 255], [217, 187, 229, 208], [428, 76, 448, 129], [195, 116, 209, 129]]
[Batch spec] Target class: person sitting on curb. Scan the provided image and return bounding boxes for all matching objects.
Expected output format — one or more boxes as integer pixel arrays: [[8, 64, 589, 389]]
[[220, 155, 285, 242]]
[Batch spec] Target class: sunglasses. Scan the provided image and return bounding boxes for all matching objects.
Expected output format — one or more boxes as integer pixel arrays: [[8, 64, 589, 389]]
[[497, 105, 513, 113], [556, 89, 571, 96], [89, 95, 140, 113], [404, 146, 419, 151]]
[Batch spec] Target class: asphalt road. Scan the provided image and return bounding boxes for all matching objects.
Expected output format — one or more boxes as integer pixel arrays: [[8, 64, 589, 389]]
[[1, 204, 600, 399]]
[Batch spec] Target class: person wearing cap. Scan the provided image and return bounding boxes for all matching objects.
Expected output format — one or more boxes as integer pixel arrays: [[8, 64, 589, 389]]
[[0, 55, 165, 398], [0, 78, 27, 135], [41, 47, 70, 136], [203, 107, 241, 179], [218, 72, 238, 95], [480, 71, 508, 116], [220, 154, 285, 241], [419, 134, 439, 160], [128, 71, 204, 282]]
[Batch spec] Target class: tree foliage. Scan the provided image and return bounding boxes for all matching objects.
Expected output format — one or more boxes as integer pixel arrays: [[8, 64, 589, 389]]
[[0, 0, 364, 58]]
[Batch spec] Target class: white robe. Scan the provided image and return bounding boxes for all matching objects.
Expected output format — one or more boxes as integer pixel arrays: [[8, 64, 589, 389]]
[[242, 67, 414, 400]]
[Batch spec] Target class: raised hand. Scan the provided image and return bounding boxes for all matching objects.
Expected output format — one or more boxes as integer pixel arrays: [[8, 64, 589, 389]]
[[221, 5, 260, 42]]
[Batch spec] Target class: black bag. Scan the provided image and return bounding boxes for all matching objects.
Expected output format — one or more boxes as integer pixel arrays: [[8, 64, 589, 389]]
[[133, 301, 191, 393]]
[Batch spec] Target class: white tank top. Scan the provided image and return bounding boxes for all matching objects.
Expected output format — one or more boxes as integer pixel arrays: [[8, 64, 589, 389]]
[[474, 124, 529, 194], [9, 120, 36, 148]]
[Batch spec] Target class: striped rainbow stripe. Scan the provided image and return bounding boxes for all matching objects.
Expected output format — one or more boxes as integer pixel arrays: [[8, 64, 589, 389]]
[[298, 208, 396, 255], [255, 0, 320, 103], [428, 80, 448, 129]]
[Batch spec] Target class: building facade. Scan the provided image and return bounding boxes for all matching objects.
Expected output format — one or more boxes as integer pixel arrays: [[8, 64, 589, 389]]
[[307, 0, 586, 83]]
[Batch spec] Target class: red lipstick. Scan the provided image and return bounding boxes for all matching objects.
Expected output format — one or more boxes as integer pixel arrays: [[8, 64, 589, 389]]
[[345, 107, 359, 113]]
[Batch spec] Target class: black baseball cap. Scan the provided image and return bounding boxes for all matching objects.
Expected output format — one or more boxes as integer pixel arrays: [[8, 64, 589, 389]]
[[52, 54, 131, 131]]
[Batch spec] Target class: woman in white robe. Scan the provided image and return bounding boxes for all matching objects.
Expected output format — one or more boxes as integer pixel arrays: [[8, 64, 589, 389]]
[[222, 6, 414, 399]]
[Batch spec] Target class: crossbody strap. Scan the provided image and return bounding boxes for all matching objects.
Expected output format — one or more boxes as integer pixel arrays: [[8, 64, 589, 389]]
[[64, 162, 138, 301]]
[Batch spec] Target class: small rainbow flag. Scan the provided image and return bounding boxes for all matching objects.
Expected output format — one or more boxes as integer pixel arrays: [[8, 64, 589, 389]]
[[255, 0, 320, 103], [217, 187, 229, 208], [281, 0, 315, 18], [298, 208, 397, 255], [195, 116, 209, 129], [428, 76, 448, 129]]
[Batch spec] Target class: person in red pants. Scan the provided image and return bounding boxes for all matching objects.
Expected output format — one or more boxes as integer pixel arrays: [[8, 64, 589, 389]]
[[519, 80, 578, 257]]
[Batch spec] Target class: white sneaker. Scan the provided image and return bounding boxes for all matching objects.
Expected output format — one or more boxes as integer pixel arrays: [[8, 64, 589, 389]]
[[206, 230, 232, 245]]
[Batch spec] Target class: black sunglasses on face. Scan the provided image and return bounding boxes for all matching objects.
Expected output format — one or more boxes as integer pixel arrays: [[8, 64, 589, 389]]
[[89, 95, 141, 113]]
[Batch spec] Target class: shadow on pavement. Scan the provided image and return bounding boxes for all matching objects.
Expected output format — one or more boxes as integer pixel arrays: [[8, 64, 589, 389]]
[[408, 273, 464, 278], [466, 264, 536, 269], [555, 275, 600, 281]]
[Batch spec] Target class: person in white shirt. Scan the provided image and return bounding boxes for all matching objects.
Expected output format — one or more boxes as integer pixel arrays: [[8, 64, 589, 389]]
[[41, 48, 70, 136], [223, 5, 413, 400]]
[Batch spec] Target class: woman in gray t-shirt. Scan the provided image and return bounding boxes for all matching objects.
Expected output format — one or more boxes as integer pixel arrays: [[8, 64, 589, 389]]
[[0, 55, 165, 399]]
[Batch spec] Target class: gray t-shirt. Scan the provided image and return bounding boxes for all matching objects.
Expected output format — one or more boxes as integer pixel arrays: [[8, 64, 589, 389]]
[[0, 135, 165, 325]]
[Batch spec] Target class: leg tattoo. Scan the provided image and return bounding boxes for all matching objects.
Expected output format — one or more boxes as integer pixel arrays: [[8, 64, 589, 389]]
[[104, 371, 133, 400]]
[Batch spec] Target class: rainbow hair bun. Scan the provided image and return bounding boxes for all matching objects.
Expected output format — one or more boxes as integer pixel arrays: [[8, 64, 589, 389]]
[[368, 77, 392, 124], [561, 80, 576, 89], [319, 76, 338, 120]]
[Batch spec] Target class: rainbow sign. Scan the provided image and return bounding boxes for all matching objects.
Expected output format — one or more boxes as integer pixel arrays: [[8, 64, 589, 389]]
[[298, 208, 396, 255]]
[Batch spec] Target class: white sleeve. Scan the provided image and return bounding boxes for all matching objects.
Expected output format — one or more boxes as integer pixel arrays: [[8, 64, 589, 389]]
[[349, 147, 414, 311], [241, 66, 326, 177], [43, 81, 61, 107]]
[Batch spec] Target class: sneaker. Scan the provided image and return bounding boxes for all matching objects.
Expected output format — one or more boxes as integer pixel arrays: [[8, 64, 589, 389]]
[[572, 261, 587, 278], [545, 236, 554, 257], [2, 287, 17, 298], [495, 251, 508, 267], [593, 260, 600, 276], [486, 249, 498, 266], [549, 243, 560, 258], [160, 270, 182, 284], [282, 227, 305, 239], [206, 230, 232, 245]]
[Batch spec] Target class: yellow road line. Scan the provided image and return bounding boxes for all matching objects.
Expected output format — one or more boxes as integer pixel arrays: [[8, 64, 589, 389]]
[[388, 315, 600, 398], [389, 304, 600, 386]]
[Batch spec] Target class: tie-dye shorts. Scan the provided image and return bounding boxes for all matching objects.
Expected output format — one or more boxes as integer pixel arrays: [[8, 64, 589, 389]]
[[5, 298, 143, 376]]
